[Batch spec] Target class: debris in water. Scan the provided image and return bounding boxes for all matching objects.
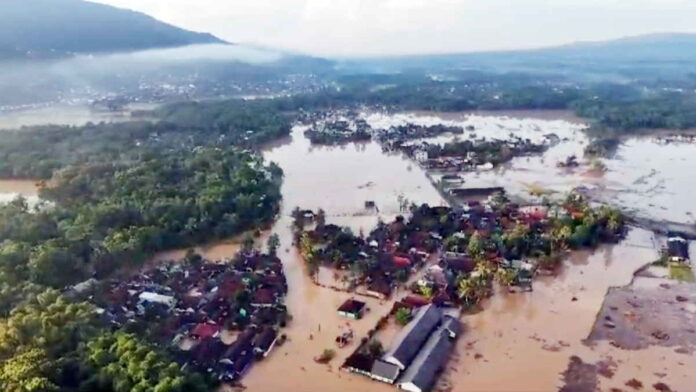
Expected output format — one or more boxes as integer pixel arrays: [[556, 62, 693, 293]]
[[653, 382, 672, 392], [625, 378, 643, 389]]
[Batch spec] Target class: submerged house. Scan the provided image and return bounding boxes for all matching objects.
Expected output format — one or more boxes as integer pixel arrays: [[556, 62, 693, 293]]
[[254, 326, 278, 358], [137, 292, 176, 314], [382, 304, 442, 370], [397, 316, 461, 392], [667, 236, 690, 262], [338, 299, 367, 320]]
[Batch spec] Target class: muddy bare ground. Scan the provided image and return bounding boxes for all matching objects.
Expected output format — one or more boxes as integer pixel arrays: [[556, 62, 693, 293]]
[[588, 277, 696, 353]]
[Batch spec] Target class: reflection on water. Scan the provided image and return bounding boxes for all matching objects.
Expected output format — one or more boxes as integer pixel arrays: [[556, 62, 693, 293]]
[[263, 125, 446, 217]]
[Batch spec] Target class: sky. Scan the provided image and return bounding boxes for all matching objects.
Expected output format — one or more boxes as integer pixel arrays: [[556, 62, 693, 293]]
[[92, 0, 696, 57]]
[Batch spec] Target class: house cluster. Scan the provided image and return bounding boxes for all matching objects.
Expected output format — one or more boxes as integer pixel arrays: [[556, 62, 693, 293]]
[[300, 191, 623, 310], [343, 304, 461, 392], [85, 250, 288, 383], [654, 133, 696, 145], [296, 214, 436, 299], [399, 135, 553, 172], [376, 123, 465, 149], [303, 114, 372, 145], [408, 196, 621, 306]]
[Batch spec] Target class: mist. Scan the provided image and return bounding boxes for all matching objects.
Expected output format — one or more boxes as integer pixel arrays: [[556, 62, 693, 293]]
[[0, 44, 317, 108]]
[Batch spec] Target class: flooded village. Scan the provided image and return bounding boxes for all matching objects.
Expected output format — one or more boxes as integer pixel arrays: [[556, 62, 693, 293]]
[[1, 107, 695, 392]]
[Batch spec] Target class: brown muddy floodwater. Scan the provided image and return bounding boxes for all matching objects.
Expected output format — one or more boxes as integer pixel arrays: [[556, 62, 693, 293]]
[[0, 103, 158, 130], [366, 111, 696, 224], [128, 111, 696, 391], [247, 114, 696, 391], [0, 179, 40, 204]]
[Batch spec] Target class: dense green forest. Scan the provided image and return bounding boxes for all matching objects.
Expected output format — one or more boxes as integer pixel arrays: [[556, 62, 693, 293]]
[[0, 101, 290, 180], [229, 73, 696, 133]]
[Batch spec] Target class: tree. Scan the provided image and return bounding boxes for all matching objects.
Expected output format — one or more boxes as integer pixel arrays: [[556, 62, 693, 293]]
[[0, 241, 30, 283], [395, 308, 412, 326], [267, 234, 280, 256], [316, 349, 335, 364], [0, 348, 58, 392], [82, 332, 211, 392], [367, 340, 384, 357], [467, 231, 484, 258], [456, 276, 476, 307], [316, 209, 326, 233], [242, 235, 255, 253], [417, 281, 434, 299], [496, 268, 516, 287], [28, 241, 87, 288], [0, 290, 98, 357]]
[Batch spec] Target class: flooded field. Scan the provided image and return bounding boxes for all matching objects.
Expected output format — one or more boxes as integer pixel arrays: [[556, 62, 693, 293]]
[[0, 179, 40, 204], [446, 228, 693, 392], [0, 103, 157, 129], [365, 110, 696, 225]]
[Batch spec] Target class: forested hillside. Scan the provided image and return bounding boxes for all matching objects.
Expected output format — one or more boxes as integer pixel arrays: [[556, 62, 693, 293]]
[[0, 0, 224, 59]]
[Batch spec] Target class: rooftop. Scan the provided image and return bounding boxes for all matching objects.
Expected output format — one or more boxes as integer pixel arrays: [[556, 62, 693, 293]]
[[338, 299, 367, 314], [383, 304, 442, 370], [397, 322, 459, 392]]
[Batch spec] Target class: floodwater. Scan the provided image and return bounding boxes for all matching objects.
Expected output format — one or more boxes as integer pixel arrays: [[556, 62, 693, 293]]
[[0, 103, 157, 130], [0, 179, 40, 205], [445, 228, 693, 392], [243, 125, 445, 392], [365, 110, 696, 224], [244, 114, 696, 391], [7, 107, 693, 391]]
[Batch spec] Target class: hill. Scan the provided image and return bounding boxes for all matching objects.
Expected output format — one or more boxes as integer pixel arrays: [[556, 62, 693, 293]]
[[340, 33, 696, 81], [0, 0, 226, 60]]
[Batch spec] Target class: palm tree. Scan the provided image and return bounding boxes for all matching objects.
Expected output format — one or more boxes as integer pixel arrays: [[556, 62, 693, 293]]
[[456, 276, 476, 307]]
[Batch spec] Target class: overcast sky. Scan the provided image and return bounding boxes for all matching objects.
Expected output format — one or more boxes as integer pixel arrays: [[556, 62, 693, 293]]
[[92, 0, 696, 57]]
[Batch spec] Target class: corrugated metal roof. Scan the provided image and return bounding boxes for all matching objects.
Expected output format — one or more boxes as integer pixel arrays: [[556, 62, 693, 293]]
[[383, 304, 441, 369], [370, 359, 400, 383], [397, 320, 459, 392]]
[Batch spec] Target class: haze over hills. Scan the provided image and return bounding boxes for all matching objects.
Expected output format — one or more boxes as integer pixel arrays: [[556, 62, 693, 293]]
[[339, 33, 696, 79], [2, 0, 695, 108], [0, 0, 225, 60]]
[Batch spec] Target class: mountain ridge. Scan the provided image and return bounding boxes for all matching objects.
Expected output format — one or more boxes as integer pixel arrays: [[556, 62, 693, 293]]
[[0, 0, 226, 60]]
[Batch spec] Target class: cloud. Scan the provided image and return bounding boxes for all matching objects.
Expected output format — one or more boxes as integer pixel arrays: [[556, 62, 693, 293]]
[[91, 0, 696, 56]]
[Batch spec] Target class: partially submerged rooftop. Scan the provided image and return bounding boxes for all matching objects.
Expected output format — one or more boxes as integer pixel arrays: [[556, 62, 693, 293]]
[[397, 320, 459, 392], [382, 304, 442, 370]]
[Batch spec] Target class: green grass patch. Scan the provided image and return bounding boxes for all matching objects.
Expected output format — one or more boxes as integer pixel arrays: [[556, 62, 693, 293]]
[[668, 263, 695, 282]]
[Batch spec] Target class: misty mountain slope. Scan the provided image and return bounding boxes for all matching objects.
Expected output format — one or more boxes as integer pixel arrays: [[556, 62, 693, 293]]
[[341, 33, 696, 81], [0, 0, 226, 59]]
